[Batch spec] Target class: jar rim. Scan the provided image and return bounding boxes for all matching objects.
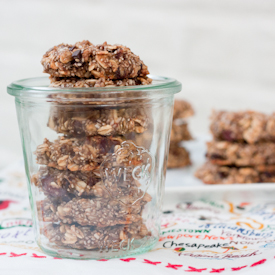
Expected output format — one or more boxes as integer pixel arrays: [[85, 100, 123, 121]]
[[7, 75, 181, 98]]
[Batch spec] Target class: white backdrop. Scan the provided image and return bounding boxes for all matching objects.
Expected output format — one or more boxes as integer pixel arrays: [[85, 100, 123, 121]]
[[1, 0, 275, 168]]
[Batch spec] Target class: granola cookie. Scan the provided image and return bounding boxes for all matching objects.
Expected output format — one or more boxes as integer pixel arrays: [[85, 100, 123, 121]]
[[32, 167, 99, 199], [32, 166, 142, 200], [48, 105, 149, 137], [195, 162, 275, 184], [49, 76, 152, 88], [41, 194, 151, 227], [210, 110, 275, 144], [207, 141, 275, 166], [37, 199, 60, 223], [167, 144, 191, 168], [45, 222, 150, 250], [170, 122, 192, 143], [42, 41, 149, 80], [173, 99, 194, 120], [35, 136, 124, 172]]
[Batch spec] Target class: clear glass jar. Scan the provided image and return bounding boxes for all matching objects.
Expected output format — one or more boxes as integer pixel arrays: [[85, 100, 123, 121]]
[[7, 76, 181, 259]]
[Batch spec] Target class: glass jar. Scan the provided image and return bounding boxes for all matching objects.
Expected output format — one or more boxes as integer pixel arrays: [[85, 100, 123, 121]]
[[7, 76, 181, 259]]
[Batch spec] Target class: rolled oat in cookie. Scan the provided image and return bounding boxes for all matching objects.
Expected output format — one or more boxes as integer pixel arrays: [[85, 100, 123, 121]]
[[42, 194, 151, 227], [35, 136, 124, 172], [42, 41, 149, 79], [207, 141, 275, 166], [195, 162, 275, 184], [45, 221, 150, 250], [210, 110, 275, 144], [47, 105, 149, 137], [167, 144, 191, 169], [49, 76, 152, 88]]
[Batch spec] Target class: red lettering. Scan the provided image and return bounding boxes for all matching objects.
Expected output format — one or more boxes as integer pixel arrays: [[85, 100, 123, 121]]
[[162, 223, 169, 228], [203, 235, 213, 240], [220, 236, 233, 240]]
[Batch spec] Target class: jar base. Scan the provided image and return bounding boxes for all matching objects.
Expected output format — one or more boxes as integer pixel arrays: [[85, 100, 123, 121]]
[[37, 236, 159, 260]]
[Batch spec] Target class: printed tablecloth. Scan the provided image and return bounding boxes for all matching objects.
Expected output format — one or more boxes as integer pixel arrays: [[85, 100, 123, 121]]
[[1, 160, 275, 274]]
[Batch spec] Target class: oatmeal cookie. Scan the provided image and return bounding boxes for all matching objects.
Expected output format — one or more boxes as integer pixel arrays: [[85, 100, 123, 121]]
[[35, 136, 124, 172], [32, 166, 142, 200], [195, 162, 275, 184], [37, 199, 60, 223], [47, 105, 149, 137], [167, 144, 191, 168], [173, 99, 194, 120], [45, 222, 150, 250], [32, 167, 99, 199], [41, 194, 151, 227], [207, 141, 275, 166], [49, 76, 152, 88], [210, 110, 275, 144], [126, 127, 153, 150], [170, 122, 192, 143], [42, 41, 149, 79]]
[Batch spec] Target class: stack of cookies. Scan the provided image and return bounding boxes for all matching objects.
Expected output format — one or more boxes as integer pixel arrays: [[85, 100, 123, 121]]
[[31, 41, 154, 250], [167, 99, 194, 168], [196, 110, 275, 184]]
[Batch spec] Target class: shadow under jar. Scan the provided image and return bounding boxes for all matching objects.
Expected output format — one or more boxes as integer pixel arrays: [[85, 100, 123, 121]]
[[7, 76, 181, 260]]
